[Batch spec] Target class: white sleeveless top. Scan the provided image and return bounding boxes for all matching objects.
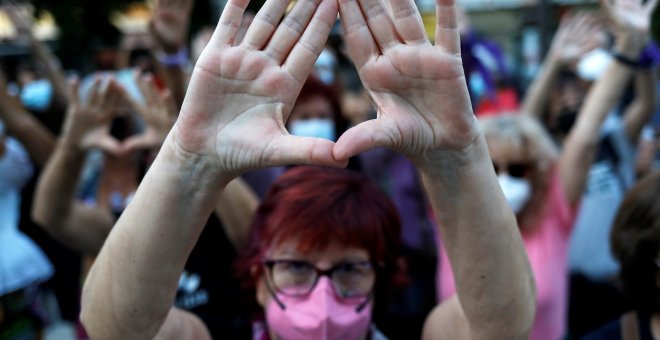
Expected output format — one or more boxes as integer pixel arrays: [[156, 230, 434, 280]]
[[0, 137, 53, 295]]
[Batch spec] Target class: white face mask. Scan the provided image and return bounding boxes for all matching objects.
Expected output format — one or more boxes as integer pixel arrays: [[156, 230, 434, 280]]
[[20, 79, 53, 112], [577, 48, 612, 81], [498, 174, 531, 214], [289, 119, 336, 141]]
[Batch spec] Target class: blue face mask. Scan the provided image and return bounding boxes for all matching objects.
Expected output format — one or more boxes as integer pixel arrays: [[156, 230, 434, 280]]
[[289, 119, 336, 141], [0, 119, 5, 137], [20, 79, 53, 112]]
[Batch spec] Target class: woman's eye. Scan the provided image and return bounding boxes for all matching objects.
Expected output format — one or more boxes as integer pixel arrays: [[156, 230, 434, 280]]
[[283, 261, 312, 274]]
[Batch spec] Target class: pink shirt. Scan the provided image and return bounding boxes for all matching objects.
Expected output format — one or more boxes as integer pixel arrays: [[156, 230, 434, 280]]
[[436, 169, 577, 340]]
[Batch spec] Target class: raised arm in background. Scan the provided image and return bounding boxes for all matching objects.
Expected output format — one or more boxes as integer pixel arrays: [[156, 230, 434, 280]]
[[32, 78, 125, 255], [521, 11, 603, 119], [623, 69, 656, 144], [559, 0, 658, 206], [149, 0, 194, 108], [5, 1, 69, 107], [0, 70, 54, 166], [80, 0, 535, 339]]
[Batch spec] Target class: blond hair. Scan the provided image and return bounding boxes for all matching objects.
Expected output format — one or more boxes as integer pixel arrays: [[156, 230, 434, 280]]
[[480, 114, 559, 231]]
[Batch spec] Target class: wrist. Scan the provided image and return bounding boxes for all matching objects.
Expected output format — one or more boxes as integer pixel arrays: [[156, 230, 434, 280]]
[[160, 135, 232, 189], [614, 33, 647, 59], [414, 128, 487, 180], [56, 137, 86, 158]]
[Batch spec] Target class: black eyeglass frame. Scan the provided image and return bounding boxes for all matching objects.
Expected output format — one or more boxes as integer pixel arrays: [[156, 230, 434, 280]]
[[262, 259, 378, 297], [262, 258, 378, 312]]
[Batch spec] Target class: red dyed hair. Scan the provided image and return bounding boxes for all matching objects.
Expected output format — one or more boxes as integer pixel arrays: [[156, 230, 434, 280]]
[[236, 166, 401, 291]]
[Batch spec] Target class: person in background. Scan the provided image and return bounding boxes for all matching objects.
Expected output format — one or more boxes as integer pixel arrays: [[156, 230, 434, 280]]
[[582, 171, 660, 339], [437, 0, 657, 338]]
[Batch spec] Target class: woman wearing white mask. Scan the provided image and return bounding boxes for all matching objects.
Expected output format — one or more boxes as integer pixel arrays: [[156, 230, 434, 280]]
[[79, 0, 536, 339], [436, 0, 657, 338]]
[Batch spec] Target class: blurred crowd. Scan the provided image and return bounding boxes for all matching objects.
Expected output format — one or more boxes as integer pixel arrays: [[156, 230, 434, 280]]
[[0, 0, 659, 339]]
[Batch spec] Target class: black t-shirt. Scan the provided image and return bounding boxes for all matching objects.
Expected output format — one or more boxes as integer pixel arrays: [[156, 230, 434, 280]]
[[174, 212, 253, 339], [582, 312, 654, 340]]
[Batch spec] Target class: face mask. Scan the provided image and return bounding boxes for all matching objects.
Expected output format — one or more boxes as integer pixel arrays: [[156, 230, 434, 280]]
[[20, 79, 53, 112], [314, 49, 337, 85], [265, 277, 372, 340], [498, 174, 531, 214], [0, 119, 5, 137], [577, 48, 612, 81], [289, 119, 336, 141]]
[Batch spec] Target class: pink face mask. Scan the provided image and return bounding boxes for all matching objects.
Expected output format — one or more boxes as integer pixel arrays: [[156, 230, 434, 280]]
[[265, 277, 373, 340]]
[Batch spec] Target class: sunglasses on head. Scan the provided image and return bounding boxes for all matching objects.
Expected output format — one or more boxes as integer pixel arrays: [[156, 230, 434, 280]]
[[493, 162, 531, 178]]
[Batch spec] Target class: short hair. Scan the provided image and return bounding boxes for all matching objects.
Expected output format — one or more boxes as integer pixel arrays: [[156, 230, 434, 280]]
[[236, 166, 401, 293], [479, 114, 559, 230], [610, 171, 660, 313]]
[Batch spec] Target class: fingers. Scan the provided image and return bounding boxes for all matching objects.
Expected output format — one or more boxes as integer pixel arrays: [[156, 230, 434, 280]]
[[240, 0, 290, 50], [263, 0, 319, 63], [283, 0, 338, 82], [356, 0, 400, 51], [645, 0, 659, 13], [435, 0, 460, 55], [121, 135, 151, 153], [68, 78, 81, 108], [339, 0, 378, 69], [333, 119, 390, 160], [389, 0, 427, 44], [209, 0, 250, 47], [268, 135, 348, 168], [98, 135, 124, 157]]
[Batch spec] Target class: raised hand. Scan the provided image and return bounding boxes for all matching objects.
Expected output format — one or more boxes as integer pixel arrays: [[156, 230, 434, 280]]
[[174, 0, 343, 177], [600, 0, 658, 37], [123, 73, 178, 152], [334, 0, 475, 165], [4, 1, 33, 40], [549, 12, 605, 65], [150, 0, 194, 52], [61, 77, 125, 156]]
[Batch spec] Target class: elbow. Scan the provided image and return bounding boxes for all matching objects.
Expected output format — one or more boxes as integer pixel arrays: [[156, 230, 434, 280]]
[[30, 202, 63, 236]]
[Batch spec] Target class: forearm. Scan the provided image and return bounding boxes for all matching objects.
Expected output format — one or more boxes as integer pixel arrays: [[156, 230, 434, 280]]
[[420, 135, 535, 340], [561, 34, 642, 204], [154, 59, 189, 108], [0, 99, 54, 166], [28, 36, 69, 105], [623, 71, 655, 142], [521, 54, 563, 118], [32, 139, 86, 228], [81, 135, 228, 339]]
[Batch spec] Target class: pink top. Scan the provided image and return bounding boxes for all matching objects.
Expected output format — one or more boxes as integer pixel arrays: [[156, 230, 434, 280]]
[[436, 169, 577, 340]]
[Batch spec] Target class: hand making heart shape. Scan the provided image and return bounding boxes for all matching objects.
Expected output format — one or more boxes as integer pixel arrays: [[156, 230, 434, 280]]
[[60, 72, 177, 157]]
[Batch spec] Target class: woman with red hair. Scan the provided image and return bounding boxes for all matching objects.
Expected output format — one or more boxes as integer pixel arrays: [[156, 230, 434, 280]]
[[79, 0, 536, 339]]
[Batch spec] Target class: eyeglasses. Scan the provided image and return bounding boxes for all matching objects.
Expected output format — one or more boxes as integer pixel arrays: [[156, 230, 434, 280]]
[[263, 259, 376, 299], [493, 162, 532, 178]]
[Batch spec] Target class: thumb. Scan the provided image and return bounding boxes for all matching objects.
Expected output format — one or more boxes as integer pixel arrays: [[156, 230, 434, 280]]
[[122, 135, 154, 153], [98, 136, 124, 157], [333, 119, 391, 161], [267, 135, 348, 169]]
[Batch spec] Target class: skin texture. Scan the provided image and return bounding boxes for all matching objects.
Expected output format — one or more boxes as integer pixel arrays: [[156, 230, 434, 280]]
[[80, 1, 535, 339]]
